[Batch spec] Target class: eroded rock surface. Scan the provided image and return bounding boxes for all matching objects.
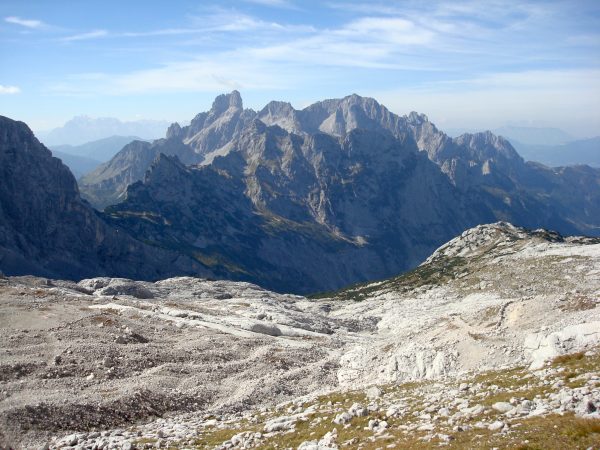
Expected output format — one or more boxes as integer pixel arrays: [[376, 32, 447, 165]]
[[1, 222, 598, 448]]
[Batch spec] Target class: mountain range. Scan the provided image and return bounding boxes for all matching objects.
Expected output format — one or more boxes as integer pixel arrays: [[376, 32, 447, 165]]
[[49, 135, 146, 178], [1, 91, 599, 293], [511, 136, 600, 168], [446, 125, 599, 168], [50, 135, 144, 162], [36, 116, 170, 146]]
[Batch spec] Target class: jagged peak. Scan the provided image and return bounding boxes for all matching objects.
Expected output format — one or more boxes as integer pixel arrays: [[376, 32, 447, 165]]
[[211, 90, 243, 114], [166, 122, 182, 139], [302, 93, 379, 113], [407, 111, 430, 124], [148, 153, 186, 174], [260, 100, 295, 113], [456, 130, 506, 144], [453, 130, 522, 162]]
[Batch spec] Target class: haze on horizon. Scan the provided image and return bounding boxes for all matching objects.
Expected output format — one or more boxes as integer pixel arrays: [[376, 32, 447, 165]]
[[0, 0, 599, 138]]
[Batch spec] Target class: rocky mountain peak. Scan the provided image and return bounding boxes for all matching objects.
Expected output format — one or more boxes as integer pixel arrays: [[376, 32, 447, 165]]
[[259, 100, 295, 116], [257, 101, 300, 133], [0, 115, 208, 280], [0, 116, 46, 156], [211, 90, 243, 114], [166, 122, 182, 139], [407, 111, 430, 125], [141, 153, 190, 190], [455, 131, 523, 163]]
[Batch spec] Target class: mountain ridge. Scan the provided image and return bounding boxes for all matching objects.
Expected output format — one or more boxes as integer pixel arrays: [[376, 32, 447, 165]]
[[0, 115, 211, 281], [1, 91, 600, 293]]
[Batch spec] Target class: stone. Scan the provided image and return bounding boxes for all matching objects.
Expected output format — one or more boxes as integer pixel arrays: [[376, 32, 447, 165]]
[[488, 421, 505, 431], [492, 402, 514, 413], [333, 412, 352, 425], [349, 403, 368, 417], [366, 386, 383, 400]]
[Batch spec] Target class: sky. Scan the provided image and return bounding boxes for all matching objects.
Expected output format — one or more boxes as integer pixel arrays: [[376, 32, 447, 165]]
[[1, 0, 599, 137]]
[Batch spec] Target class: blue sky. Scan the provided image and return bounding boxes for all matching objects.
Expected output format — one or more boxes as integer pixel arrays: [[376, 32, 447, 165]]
[[1, 0, 599, 136]]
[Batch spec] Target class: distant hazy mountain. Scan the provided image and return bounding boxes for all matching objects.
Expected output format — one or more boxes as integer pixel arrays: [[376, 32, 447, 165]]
[[37, 116, 170, 146], [510, 136, 600, 168], [50, 135, 143, 163], [50, 150, 101, 178], [493, 126, 574, 146]]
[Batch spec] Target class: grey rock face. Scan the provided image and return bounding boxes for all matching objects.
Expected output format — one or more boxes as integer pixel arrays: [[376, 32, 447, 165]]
[[170, 90, 256, 157], [106, 119, 480, 293], [0, 115, 210, 281], [79, 91, 599, 293], [79, 138, 202, 209], [257, 94, 600, 238], [81, 91, 256, 210], [2, 90, 600, 294]]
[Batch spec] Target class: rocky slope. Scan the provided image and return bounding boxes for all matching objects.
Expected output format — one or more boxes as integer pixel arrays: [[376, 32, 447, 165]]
[[1, 222, 598, 449], [76, 92, 600, 294], [106, 120, 480, 294], [80, 139, 203, 209], [0, 115, 211, 281], [257, 94, 600, 236], [79, 92, 255, 208]]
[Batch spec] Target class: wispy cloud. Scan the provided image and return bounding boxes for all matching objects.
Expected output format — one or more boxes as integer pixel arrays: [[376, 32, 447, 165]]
[[54, 10, 312, 42], [186, 9, 314, 33], [49, 12, 442, 97], [61, 29, 108, 42], [32, 1, 600, 135], [48, 56, 288, 97], [243, 0, 296, 8], [0, 85, 21, 94], [4, 16, 45, 29]]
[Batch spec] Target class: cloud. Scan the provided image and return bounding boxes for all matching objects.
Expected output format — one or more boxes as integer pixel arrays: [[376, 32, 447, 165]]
[[243, 0, 296, 8], [187, 10, 314, 33], [4, 16, 45, 29], [0, 85, 21, 94], [61, 30, 108, 42], [54, 10, 313, 42]]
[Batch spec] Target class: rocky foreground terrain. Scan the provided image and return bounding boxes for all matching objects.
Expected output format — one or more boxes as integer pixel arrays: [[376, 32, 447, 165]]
[[1, 222, 599, 449]]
